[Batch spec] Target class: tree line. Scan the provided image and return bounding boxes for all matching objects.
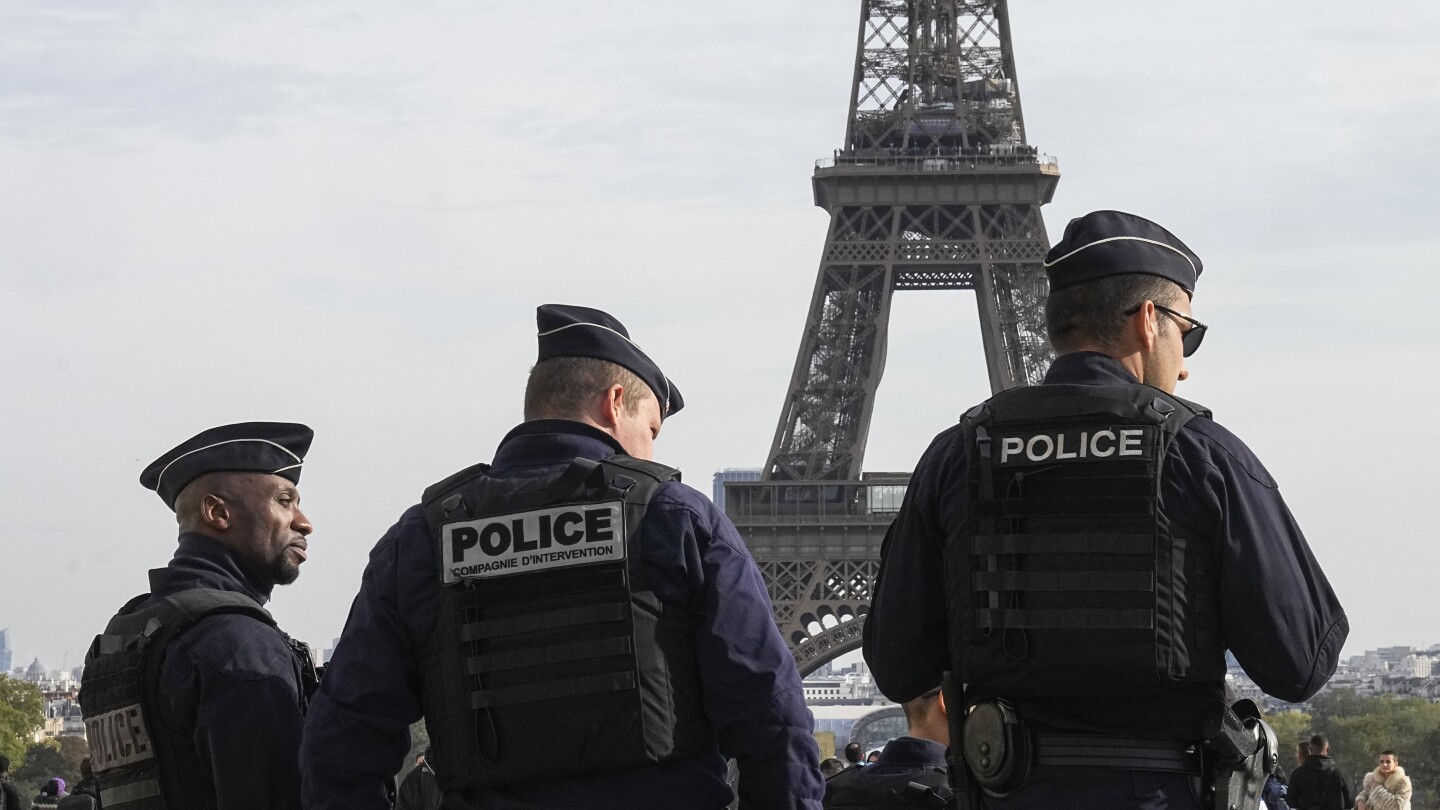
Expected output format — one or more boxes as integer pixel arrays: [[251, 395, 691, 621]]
[[1267, 688, 1440, 809], [1, 676, 89, 808]]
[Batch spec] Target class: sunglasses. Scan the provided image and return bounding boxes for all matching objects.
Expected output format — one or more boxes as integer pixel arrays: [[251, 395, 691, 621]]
[[1124, 302, 1208, 357]]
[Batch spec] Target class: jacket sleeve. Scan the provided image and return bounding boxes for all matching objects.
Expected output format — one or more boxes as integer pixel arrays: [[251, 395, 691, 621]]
[[650, 499, 824, 810], [863, 431, 960, 703], [300, 510, 433, 810], [169, 616, 306, 810], [1179, 422, 1348, 702]]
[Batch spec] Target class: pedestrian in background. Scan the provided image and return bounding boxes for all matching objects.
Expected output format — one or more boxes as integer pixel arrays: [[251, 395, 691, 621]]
[[1356, 751, 1411, 810], [1289, 734, 1352, 810]]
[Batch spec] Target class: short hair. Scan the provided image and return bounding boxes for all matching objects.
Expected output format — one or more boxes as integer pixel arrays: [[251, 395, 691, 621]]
[[1310, 734, 1328, 751], [843, 741, 863, 763], [1381, 750, 1397, 759], [820, 757, 846, 777], [1044, 273, 1186, 353], [901, 686, 942, 729], [0, 753, 9, 772], [524, 357, 648, 421], [173, 472, 248, 532]]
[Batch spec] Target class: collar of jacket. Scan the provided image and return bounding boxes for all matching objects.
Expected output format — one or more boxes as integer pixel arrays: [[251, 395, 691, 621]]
[[1042, 351, 1142, 386], [874, 736, 948, 770], [490, 419, 629, 474], [147, 532, 272, 605]]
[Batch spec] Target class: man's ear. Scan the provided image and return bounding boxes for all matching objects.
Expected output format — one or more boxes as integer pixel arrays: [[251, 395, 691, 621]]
[[1131, 300, 1159, 353], [199, 492, 232, 531], [937, 689, 947, 719], [596, 384, 626, 429]]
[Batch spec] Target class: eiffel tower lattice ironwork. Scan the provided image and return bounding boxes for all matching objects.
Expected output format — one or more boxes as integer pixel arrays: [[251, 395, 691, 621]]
[[723, 0, 1061, 675]]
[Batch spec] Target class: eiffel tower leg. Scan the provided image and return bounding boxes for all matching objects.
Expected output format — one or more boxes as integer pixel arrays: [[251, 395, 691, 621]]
[[974, 203, 1054, 391], [766, 207, 898, 481]]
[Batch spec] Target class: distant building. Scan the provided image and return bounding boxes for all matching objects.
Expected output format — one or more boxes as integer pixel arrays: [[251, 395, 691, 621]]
[[0, 628, 11, 674], [801, 661, 880, 704], [40, 696, 85, 739], [24, 657, 45, 682], [712, 468, 762, 511], [1230, 641, 1440, 708], [1397, 655, 1433, 678]]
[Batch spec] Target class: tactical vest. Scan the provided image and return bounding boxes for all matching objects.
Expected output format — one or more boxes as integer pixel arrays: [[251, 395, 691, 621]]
[[418, 455, 715, 791], [78, 589, 318, 810], [946, 383, 1225, 701]]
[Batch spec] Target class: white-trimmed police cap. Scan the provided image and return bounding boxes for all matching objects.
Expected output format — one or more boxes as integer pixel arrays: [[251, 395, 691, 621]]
[[140, 422, 314, 510], [535, 304, 684, 418], [1043, 210, 1203, 295]]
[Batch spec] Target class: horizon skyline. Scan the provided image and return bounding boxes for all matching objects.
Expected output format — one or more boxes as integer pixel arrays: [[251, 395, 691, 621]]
[[3, 0, 1437, 683]]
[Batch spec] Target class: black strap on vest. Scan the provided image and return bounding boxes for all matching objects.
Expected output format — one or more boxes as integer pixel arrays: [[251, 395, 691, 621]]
[[80, 589, 282, 810]]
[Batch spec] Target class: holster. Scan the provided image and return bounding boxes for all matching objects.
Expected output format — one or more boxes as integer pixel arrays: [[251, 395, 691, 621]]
[[1202, 699, 1276, 810]]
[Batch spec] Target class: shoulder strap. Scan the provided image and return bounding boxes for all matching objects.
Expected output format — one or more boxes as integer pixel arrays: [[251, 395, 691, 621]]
[[92, 590, 273, 658], [422, 455, 681, 530], [422, 461, 491, 509], [969, 383, 1206, 444], [598, 454, 681, 486]]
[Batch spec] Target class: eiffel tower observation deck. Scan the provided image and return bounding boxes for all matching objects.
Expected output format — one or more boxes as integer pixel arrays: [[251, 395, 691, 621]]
[[723, 0, 1060, 675]]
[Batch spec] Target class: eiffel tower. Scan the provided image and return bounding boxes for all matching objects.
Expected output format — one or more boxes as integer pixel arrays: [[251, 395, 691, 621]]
[[722, 0, 1060, 675]]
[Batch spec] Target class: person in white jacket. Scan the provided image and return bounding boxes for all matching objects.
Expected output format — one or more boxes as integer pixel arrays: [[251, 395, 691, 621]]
[[1356, 751, 1412, 810]]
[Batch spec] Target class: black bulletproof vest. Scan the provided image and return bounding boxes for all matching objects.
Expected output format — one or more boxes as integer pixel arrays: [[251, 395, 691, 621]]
[[79, 589, 317, 810], [418, 455, 715, 791], [945, 383, 1224, 701]]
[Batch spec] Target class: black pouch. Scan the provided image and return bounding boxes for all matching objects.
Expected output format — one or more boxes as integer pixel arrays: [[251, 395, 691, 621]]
[[961, 699, 1032, 798]]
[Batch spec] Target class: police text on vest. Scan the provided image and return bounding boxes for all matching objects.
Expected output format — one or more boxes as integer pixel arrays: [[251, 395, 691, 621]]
[[86, 703, 153, 771], [996, 427, 1152, 466], [442, 502, 626, 583]]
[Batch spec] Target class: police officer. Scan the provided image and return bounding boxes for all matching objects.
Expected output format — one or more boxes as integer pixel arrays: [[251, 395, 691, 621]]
[[823, 685, 951, 809], [301, 305, 824, 810], [862, 211, 1349, 809], [79, 422, 319, 810]]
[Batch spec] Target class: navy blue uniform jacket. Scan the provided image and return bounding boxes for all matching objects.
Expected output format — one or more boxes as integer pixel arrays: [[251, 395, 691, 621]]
[[142, 534, 308, 810], [301, 421, 824, 810], [863, 353, 1348, 740]]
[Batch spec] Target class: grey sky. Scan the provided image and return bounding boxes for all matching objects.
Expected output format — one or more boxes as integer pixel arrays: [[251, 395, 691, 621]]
[[2, 1, 1436, 674]]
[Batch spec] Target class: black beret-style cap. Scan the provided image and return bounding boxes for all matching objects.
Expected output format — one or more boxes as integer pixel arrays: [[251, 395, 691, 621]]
[[536, 304, 684, 418], [140, 422, 314, 510], [1043, 210, 1203, 294]]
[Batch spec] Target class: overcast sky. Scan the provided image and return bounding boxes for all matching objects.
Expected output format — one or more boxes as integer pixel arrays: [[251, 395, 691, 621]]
[[2, 1, 1436, 677]]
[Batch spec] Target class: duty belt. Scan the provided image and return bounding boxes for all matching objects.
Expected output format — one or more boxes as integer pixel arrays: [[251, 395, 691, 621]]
[[1033, 734, 1202, 775]]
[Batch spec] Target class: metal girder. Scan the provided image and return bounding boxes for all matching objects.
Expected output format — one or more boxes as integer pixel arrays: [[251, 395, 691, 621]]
[[756, 557, 877, 676], [846, 0, 1027, 153]]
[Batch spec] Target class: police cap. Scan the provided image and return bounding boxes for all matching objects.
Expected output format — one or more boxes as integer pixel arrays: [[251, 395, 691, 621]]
[[140, 422, 314, 510], [1043, 210, 1202, 295], [536, 304, 683, 418]]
